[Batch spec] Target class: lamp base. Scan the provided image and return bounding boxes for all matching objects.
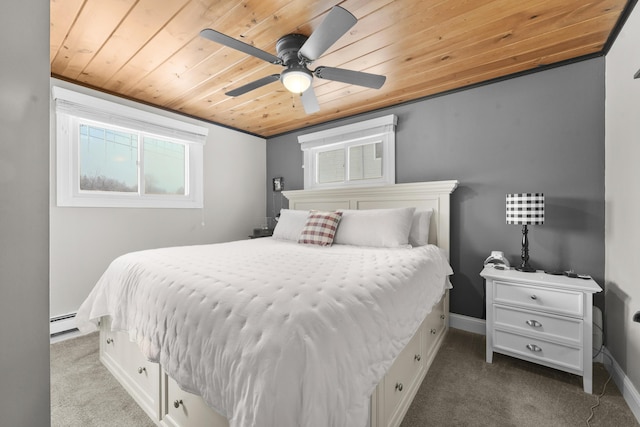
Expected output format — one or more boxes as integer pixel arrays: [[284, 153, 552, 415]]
[[516, 224, 537, 272], [515, 264, 537, 273]]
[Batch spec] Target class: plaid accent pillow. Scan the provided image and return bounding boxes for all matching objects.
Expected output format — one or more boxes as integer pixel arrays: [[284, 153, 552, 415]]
[[298, 211, 343, 246]]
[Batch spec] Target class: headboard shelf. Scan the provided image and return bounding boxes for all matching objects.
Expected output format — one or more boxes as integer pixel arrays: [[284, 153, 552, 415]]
[[283, 180, 459, 257]]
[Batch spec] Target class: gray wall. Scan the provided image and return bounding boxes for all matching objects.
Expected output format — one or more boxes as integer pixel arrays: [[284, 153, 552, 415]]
[[0, 1, 51, 426], [267, 58, 605, 319]]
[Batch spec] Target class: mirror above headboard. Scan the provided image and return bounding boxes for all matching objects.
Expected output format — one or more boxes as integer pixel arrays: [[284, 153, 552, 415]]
[[282, 181, 459, 258]]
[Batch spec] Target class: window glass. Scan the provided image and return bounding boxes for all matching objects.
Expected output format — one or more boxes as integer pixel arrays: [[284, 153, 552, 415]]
[[349, 142, 383, 181], [79, 124, 138, 192], [317, 149, 345, 183], [143, 137, 186, 195]]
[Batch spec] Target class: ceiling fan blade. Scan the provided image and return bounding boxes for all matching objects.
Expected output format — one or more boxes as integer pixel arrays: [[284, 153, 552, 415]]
[[200, 29, 282, 65], [314, 66, 386, 89], [301, 87, 320, 114], [298, 6, 357, 62], [225, 74, 281, 97]]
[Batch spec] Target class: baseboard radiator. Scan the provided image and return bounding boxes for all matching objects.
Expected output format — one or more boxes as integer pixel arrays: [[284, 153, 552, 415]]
[[50, 313, 78, 336]]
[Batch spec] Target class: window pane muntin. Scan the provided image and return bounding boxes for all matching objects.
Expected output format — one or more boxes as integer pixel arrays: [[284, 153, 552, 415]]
[[79, 123, 138, 193]]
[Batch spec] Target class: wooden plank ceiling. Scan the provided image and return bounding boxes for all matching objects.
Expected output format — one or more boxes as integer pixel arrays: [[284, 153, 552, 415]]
[[51, 0, 629, 137]]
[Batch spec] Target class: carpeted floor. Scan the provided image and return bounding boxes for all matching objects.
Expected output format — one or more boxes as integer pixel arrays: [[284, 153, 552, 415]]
[[401, 329, 638, 427], [51, 329, 638, 427], [50, 331, 155, 427]]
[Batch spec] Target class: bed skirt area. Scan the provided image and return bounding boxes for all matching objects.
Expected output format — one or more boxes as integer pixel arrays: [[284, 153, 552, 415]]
[[98, 290, 448, 427]]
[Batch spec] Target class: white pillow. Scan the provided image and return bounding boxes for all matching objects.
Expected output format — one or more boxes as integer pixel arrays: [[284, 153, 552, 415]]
[[333, 207, 416, 248], [409, 209, 433, 247], [272, 209, 309, 241]]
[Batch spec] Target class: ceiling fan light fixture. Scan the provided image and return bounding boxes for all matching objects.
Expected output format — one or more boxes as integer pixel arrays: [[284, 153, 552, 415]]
[[281, 68, 312, 94]]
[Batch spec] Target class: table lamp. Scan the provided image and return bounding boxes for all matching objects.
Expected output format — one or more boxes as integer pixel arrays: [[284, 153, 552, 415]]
[[506, 193, 544, 272]]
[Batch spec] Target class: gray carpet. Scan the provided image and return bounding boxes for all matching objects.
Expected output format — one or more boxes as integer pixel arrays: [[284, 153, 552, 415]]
[[401, 329, 638, 427], [51, 329, 638, 427], [50, 332, 154, 427]]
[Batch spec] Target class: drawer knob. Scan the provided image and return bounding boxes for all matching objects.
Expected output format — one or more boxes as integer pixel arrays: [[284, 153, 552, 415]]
[[526, 344, 542, 352], [173, 399, 183, 409], [414, 354, 421, 361], [440, 314, 446, 320], [530, 295, 537, 300], [137, 367, 146, 374], [106, 338, 113, 344], [526, 320, 542, 328], [395, 382, 403, 392], [430, 328, 437, 335]]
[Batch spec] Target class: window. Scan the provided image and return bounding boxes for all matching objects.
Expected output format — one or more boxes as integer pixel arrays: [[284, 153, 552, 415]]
[[53, 87, 207, 208], [298, 115, 396, 189]]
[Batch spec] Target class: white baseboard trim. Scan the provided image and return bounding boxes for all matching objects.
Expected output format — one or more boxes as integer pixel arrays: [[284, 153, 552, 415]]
[[449, 313, 486, 335], [603, 347, 640, 424]]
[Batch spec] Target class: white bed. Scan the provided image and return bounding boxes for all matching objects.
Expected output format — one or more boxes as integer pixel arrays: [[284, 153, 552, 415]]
[[76, 180, 458, 427]]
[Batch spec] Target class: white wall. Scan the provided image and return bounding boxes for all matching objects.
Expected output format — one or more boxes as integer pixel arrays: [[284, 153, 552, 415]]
[[0, 1, 50, 426], [50, 79, 267, 319], [605, 3, 640, 390]]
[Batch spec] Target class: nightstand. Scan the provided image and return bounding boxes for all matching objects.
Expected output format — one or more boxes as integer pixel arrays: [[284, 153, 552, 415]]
[[480, 267, 602, 393], [249, 228, 273, 239]]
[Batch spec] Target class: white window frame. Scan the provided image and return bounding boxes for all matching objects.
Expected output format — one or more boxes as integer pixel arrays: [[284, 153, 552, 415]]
[[298, 114, 397, 190], [53, 87, 208, 208]]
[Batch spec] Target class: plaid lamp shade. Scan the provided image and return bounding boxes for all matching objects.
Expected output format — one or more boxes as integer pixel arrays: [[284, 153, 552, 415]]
[[506, 193, 544, 225]]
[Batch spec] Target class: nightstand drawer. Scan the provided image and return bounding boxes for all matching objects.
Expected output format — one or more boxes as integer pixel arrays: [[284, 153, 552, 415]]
[[494, 329, 581, 371], [494, 305, 582, 345], [494, 280, 583, 317]]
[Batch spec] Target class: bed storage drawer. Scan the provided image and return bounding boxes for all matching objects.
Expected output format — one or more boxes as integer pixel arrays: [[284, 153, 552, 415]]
[[424, 294, 447, 359], [119, 338, 160, 416], [101, 322, 123, 364], [99, 318, 160, 421], [383, 324, 425, 427], [161, 373, 229, 427]]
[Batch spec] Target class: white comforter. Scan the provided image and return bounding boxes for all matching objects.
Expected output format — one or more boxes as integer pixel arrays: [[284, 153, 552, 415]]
[[76, 238, 452, 427]]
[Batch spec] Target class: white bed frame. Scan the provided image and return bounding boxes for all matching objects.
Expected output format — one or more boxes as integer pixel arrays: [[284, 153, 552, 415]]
[[98, 180, 458, 427]]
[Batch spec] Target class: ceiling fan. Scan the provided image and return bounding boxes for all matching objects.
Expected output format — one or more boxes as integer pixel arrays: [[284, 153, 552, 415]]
[[199, 6, 386, 114]]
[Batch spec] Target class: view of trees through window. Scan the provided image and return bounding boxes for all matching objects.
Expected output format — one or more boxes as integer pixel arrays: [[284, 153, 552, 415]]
[[143, 137, 185, 195], [79, 124, 186, 195]]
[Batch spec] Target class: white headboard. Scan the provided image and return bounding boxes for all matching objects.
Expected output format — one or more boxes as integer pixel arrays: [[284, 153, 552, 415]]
[[282, 181, 459, 257]]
